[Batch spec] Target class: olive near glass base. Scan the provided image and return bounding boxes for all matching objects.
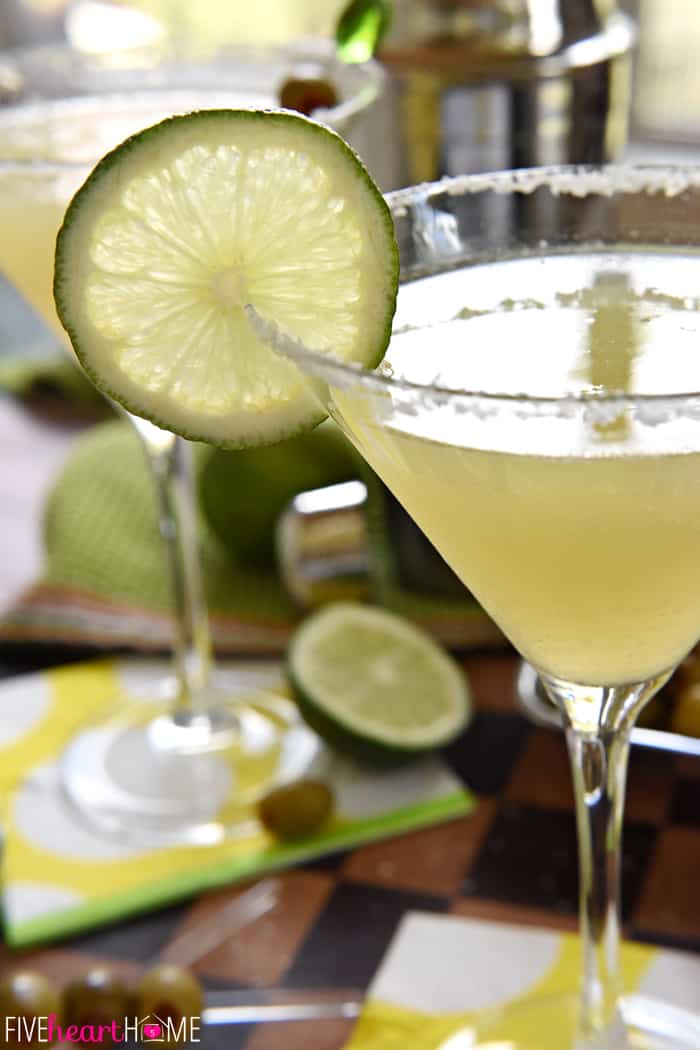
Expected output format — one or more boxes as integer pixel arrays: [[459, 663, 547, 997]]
[[61, 691, 321, 846]]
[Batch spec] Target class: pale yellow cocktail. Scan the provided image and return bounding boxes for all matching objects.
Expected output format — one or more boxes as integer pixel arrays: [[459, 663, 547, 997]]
[[334, 251, 700, 686]]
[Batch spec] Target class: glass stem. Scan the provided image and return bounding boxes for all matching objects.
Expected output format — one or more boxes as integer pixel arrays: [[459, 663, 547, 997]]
[[136, 422, 212, 716], [541, 670, 673, 1048], [566, 724, 629, 1045]]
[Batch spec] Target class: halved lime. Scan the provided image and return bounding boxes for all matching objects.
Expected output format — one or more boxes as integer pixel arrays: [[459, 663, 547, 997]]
[[287, 602, 472, 764], [54, 109, 398, 448]]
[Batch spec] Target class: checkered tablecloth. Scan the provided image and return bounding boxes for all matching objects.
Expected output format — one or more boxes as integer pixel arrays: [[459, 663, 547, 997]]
[[1, 651, 698, 1050]]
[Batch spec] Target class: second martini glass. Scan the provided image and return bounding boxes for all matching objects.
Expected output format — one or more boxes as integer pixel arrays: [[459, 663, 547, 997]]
[[275, 166, 700, 1048], [0, 42, 385, 844]]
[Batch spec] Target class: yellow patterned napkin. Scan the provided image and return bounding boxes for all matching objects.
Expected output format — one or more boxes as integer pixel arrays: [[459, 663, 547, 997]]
[[0, 659, 473, 947], [344, 913, 700, 1050]]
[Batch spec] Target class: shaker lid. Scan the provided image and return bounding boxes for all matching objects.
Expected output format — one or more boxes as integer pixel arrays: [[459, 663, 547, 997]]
[[378, 0, 635, 77]]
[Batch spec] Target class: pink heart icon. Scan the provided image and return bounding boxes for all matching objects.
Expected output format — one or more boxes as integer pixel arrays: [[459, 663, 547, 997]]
[[143, 1024, 162, 1039]]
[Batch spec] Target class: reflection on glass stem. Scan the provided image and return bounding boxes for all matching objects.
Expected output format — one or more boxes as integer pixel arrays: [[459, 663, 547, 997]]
[[130, 415, 212, 715]]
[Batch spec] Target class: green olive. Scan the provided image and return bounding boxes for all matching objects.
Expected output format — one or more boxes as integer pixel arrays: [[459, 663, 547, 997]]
[[64, 968, 131, 1047], [258, 779, 334, 840], [0, 972, 61, 1047], [278, 76, 339, 116], [134, 966, 203, 1046]]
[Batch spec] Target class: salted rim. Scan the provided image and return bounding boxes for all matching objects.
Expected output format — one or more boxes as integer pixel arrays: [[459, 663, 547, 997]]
[[0, 38, 385, 160], [247, 163, 700, 415], [3, 144, 700, 414]]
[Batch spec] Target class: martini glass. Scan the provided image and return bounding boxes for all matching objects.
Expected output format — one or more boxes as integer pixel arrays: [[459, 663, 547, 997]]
[[270, 165, 700, 1048], [0, 42, 385, 844]]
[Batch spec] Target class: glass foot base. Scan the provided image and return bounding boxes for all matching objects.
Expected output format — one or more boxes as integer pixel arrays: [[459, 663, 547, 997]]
[[60, 692, 322, 846], [443, 993, 700, 1050]]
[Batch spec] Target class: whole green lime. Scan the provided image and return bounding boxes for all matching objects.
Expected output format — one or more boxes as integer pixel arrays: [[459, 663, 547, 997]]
[[198, 419, 361, 568]]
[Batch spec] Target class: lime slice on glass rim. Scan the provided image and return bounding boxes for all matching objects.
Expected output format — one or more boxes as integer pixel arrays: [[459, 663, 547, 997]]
[[288, 603, 472, 764], [53, 108, 399, 448]]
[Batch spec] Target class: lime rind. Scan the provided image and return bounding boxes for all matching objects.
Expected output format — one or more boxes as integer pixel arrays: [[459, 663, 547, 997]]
[[287, 602, 472, 764], [54, 109, 399, 449]]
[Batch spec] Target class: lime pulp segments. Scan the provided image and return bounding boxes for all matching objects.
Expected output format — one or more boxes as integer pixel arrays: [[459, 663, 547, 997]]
[[288, 602, 472, 764], [54, 109, 399, 448]]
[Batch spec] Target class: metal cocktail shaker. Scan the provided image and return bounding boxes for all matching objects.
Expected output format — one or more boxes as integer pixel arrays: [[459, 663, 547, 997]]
[[279, 2, 637, 625], [375, 0, 636, 187], [277, 474, 505, 648]]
